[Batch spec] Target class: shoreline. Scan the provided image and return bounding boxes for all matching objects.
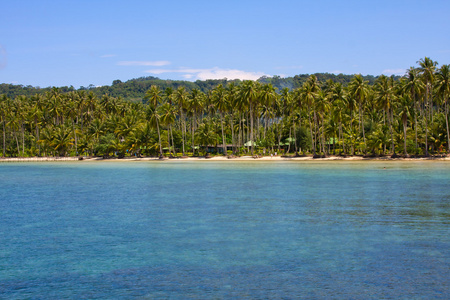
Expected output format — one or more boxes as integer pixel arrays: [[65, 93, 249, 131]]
[[1, 155, 449, 163]]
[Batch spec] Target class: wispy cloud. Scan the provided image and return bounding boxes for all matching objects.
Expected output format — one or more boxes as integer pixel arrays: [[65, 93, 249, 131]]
[[145, 67, 266, 81], [382, 68, 405, 76], [100, 54, 117, 58], [118, 60, 171, 67]]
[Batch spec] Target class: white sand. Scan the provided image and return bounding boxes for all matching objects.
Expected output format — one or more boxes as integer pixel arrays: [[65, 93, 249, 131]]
[[1, 155, 449, 163]]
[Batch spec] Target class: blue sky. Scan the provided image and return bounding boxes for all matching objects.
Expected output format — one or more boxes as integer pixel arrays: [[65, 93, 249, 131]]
[[1, 0, 449, 88]]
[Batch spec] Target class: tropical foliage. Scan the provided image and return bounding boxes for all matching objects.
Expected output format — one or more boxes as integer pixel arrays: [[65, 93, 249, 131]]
[[1, 57, 449, 158]]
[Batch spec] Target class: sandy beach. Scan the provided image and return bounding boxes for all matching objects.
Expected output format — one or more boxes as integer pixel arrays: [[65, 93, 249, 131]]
[[2, 155, 449, 163]]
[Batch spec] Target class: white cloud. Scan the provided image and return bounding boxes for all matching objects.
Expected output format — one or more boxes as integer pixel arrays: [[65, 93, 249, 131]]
[[145, 67, 267, 81], [100, 54, 117, 58], [382, 68, 406, 76], [118, 60, 171, 66]]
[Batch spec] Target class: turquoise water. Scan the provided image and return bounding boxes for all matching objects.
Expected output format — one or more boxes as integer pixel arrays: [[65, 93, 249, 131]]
[[0, 161, 449, 299]]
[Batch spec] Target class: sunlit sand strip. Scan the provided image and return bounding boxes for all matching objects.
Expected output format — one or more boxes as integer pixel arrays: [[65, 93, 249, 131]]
[[0, 157, 82, 162], [1, 155, 449, 163]]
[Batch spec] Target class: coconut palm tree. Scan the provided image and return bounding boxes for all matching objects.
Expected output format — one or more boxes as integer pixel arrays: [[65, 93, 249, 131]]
[[330, 82, 347, 154], [417, 57, 438, 156], [212, 84, 229, 155], [348, 74, 369, 154], [397, 93, 413, 156], [195, 118, 218, 155], [28, 94, 44, 156], [435, 64, 450, 152], [301, 75, 321, 155], [0, 94, 11, 157], [52, 125, 74, 156], [158, 102, 177, 156], [403, 67, 425, 153], [240, 80, 259, 155], [375, 75, 397, 155], [144, 86, 164, 157], [259, 83, 277, 140], [187, 89, 205, 155], [173, 86, 189, 155], [226, 82, 239, 154]]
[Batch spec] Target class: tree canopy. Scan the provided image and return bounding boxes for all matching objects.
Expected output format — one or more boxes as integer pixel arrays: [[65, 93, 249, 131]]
[[1, 58, 448, 158]]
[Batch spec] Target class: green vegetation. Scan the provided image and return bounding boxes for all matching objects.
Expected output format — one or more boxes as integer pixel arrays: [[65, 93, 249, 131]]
[[1, 57, 449, 158]]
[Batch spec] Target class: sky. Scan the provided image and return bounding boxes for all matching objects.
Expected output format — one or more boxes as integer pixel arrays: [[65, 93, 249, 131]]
[[1, 0, 449, 88]]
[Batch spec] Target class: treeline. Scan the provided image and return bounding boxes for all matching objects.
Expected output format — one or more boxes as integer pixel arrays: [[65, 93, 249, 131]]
[[0, 73, 395, 102], [0, 57, 448, 158]]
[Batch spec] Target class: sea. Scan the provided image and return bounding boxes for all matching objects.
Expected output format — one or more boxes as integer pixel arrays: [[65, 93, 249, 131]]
[[0, 160, 449, 299]]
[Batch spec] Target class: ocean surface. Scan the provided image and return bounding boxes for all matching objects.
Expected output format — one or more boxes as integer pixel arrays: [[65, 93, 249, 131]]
[[0, 160, 449, 299]]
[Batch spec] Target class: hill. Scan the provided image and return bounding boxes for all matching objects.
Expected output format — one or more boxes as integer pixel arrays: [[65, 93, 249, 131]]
[[0, 73, 399, 101]]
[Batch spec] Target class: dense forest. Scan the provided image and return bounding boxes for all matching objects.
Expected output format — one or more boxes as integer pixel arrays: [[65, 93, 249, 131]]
[[0, 73, 392, 102], [0, 57, 448, 158]]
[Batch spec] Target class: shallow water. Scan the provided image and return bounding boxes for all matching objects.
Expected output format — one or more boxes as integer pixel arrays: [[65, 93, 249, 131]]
[[0, 161, 449, 298]]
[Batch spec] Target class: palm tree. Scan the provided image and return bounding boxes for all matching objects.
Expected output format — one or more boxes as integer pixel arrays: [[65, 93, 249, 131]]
[[28, 94, 44, 156], [301, 75, 321, 155], [0, 95, 11, 157], [315, 90, 331, 155], [330, 82, 347, 154], [158, 102, 177, 156], [13, 96, 28, 156], [46, 87, 63, 126], [187, 89, 205, 155], [195, 118, 218, 155], [348, 74, 369, 154], [397, 93, 413, 156], [173, 86, 189, 156], [144, 86, 164, 157], [259, 83, 277, 139], [435, 64, 450, 152], [226, 82, 239, 154], [89, 118, 106, 153], [403, 67, 425, 153], [212, 84, 229, 155], [240, 80, 259, 155], [375, 75, 396, 155], [52, 125, 74, 156], [417, 57, 438, 156]]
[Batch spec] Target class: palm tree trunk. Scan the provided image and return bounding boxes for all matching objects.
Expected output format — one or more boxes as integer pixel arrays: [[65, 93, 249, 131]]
[[424, 112, 429, 156], [180, 110, 186, 156], [21, 120, 25, 156], [414, 98, 418, 153], [293, 121, 297, 153], [220, 112, 226, 155], [170, 125, 175, 156], [191, 113, 196, 155], [277, 120, 281, 154], [167, 126, 171, 156], [230, 112, 235, 154], [339, 121, 343, 154], [2, 119, 6, 157], [249, 106, 254, 155], [308, 113, 315, 155], [445, 100, 450, 153], [13, 128, 20, 157], [389, 109, 395, 154], [287, 126, 291, 154], [360, 106, 366, 154], [156, 119, 162, 156], [403, 115, 408, 156], [425, 87, 430, 156]]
